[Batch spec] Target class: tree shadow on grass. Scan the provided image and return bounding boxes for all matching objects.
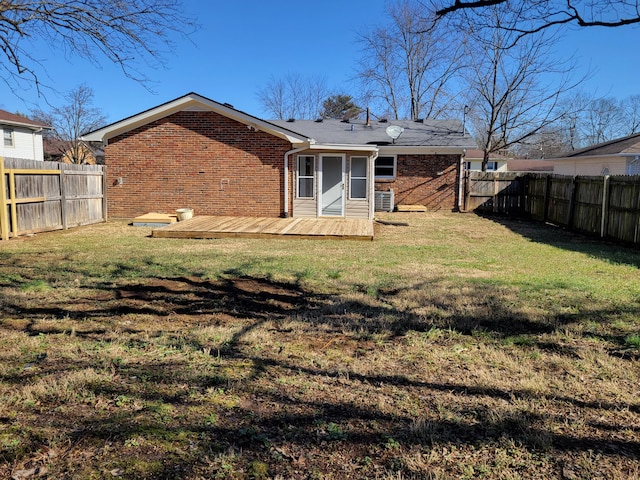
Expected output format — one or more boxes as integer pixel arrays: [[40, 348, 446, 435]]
[[478, 213, 640, 269], [2, 270, 638, 357], [2, 273, 640, 478]]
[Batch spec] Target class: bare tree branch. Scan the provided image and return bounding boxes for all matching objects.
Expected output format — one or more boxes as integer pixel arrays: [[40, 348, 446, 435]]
[[356, 0, 465, 120], [256, 74, 332, 120], [0, 0, 196, 97], [433, 0, 640, 34], [461, 3, 583, 168], [32, 84, 106, 164]]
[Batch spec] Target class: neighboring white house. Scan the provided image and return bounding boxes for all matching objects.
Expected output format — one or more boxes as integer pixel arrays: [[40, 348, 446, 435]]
[[464, 149, 510, 172], [549, 133, 640, 176], [0, 109, 49, 161]]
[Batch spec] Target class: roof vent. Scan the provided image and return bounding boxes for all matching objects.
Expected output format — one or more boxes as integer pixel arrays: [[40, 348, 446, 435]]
[[379, 118, 388, 123], [223, 103, 234, 109], [314, 118, 323, 123], [286, 118, 295, 122], [341, 118, 350, 123], [415, 118, 424, 123]]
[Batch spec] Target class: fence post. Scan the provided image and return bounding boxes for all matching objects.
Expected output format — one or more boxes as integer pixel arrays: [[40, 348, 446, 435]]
[[543, 175, 552, 222], [601, 175, 610, 238], [0, 157, 7, 241], [567, 176, 578, 231], [60, 165, 68, 230]]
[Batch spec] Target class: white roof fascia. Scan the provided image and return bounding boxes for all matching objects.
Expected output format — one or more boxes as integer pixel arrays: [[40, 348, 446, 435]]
[[81, 93, 308, 144], [378, 145, 467, 155], [305, 143, 379, 152], [0, 119, 47, 131]]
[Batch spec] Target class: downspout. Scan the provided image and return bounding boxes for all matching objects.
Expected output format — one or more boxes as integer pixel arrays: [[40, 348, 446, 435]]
[[283, 145, 308, 217], [32, 129, 39, 160], [32, 127, 43, 161], [458, 149, 466, 211], [370, 150, 378, 220]]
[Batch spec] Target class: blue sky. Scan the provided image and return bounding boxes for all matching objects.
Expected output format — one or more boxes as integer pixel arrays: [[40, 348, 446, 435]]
[[2, 0, 639, 124]]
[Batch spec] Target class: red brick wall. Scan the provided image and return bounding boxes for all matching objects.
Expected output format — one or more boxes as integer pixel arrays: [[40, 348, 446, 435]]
[[375, 154, 461, 210], [105, 111, 293, 218]]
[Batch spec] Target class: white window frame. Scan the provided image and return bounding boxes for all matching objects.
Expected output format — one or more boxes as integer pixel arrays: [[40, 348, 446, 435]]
[[374, 155, 396, 179], [3, 128, 14, 147], [296, 155, 315, 199], [349, 156, 368, 200]]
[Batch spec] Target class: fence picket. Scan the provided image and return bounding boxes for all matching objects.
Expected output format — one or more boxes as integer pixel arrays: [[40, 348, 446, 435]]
[[465, 171, 640, 246], [0, 157, 105, 240]]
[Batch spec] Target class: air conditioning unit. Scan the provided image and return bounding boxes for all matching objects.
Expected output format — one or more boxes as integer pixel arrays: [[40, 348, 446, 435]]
[[374, 189, 394, 212]]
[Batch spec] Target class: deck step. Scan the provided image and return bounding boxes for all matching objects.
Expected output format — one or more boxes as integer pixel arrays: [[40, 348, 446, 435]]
[[132, 212, 178, 227]]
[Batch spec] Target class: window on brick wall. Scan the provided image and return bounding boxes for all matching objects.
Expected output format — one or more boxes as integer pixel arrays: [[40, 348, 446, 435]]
[[297, 155, 315, 198], [374, 155, 396, 179], [3, 128, 14, 147], [350, 156, 368, 199]]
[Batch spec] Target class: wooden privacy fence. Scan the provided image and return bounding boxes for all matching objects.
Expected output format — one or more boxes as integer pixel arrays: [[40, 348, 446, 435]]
[[464, 171, 640, 246], [1, 157, 106, 240]]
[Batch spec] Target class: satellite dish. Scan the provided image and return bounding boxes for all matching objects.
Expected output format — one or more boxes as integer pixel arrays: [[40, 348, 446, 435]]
[[386, 125, 404, 143]]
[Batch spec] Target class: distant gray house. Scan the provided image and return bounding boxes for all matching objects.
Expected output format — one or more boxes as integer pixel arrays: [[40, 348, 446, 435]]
[[0, 109, 49, 161], [549, 133, 640, 176]]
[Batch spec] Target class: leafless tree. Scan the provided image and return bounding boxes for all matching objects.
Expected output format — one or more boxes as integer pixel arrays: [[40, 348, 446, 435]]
[[355, 0, 465, 120], [554, 92, 640, 149], [517, 91, 640, 155], [512, 126, 573, 159], [580, 97, 626, 145], [462, 4, 581, 169], [0, 0, 196, 95], [433, 0, 640, 38], [623, 95, 640, 136], [256, 74, 331, 120], [32, 84, 106, 164]]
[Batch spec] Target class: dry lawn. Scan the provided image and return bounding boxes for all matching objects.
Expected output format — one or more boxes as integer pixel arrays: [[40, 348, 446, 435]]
[[0, 212, 639, 479]]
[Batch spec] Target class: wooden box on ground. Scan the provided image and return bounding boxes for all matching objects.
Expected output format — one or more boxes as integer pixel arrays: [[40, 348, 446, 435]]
[[396, 205, 427, 212]]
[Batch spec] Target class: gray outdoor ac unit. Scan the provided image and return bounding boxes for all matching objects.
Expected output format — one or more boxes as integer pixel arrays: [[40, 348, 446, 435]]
[[374, 189, 394, 212]]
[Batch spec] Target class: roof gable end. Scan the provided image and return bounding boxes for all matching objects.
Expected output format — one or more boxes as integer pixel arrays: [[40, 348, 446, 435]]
[[81, 92, 308, 144]]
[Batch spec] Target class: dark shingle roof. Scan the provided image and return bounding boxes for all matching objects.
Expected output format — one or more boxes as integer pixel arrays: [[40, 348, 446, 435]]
[[269, 118, 475, 148], [562, 132, 640, 157]]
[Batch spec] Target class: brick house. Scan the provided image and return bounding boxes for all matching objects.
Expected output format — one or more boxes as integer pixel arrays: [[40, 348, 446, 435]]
[[82, 92, 475, 219]]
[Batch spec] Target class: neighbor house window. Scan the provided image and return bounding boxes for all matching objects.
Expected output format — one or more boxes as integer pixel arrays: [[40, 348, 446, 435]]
[[375, 155, 396, 179], [486, 161, 498, 171], [297, 155, 315, 198], [350, 157, 368, 199], [3, 128, 14, 147]]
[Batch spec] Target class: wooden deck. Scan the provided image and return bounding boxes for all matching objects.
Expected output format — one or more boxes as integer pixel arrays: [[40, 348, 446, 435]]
[[151, 216, 374, 241]]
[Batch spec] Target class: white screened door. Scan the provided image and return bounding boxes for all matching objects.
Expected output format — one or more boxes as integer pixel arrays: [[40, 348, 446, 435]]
[[320, 155, 345, 216]]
